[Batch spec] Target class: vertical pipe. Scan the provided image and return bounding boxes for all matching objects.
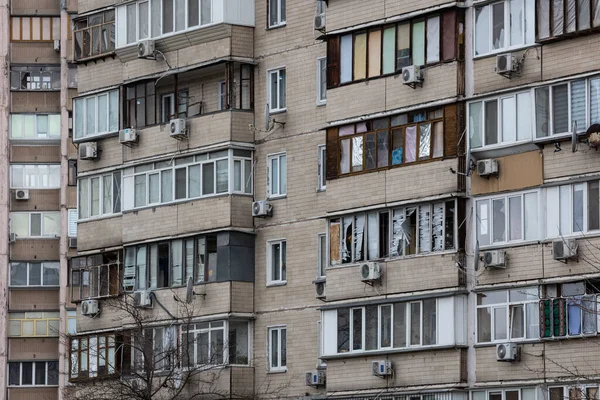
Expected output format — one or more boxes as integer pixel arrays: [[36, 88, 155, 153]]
[[0, 0, 9, 397]]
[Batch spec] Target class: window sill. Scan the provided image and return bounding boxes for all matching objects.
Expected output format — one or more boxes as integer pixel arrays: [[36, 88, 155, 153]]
[[313, 277, 326, 284], [266, 281, 287, 288], [9, 286, 60, 290], [316, 187, 326, 193], [267, 194, 286, 201], [266, 23, 287, 30], [322, 343, 468, 360], [269, 109, 287, 115], [77, 213, 123, 224], [317, 101, 326, 107], [267, 367, 288, 374], [11, 236, 60, 240], [472, 43, 539, 61]]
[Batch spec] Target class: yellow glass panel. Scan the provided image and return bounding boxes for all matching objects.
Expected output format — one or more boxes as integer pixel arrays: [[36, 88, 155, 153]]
[[22, 17, 31, 41], [32, 17, 41, 41], [42, 18, 51, 41], [368, 30, 382, 78], [11, 18, 21, 40], [354, 33, 367, 80]]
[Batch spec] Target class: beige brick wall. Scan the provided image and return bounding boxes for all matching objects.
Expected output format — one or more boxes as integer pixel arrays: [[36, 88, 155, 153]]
[[9, 189, 60, 212], [11, 92, 60, 113], [8, 338, 59, 361], [327, 349, 464, 392], [476, 244, 544, 286], [11, 0, 60, 15], [10, 239, 60, 261], [10, 43, 59, 64], [473, 48, 543, 95], [77, 215, 123, 252], [9, 289, 59, 311], [475, 344, 544, 382], [10, 145, 60, 163], [543, 142, 600, 180]]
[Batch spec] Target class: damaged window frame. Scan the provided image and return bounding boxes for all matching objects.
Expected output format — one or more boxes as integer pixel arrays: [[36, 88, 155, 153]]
[[267, 239, 287, 285], [475, 190, 539, 248], [329, 199, 456, 267], [69, 333, 121, 381], [335, 108, 445, 177], [73, 10, 116, 61], [70, 251, 123, 302], [471, 387, 537, 400], [10, 66, 61, 91], [537, 0, 600, 42]]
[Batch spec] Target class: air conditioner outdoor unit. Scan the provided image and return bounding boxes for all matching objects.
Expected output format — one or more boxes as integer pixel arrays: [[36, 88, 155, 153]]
[[133, 290, 153, 308], [15, 189, 29, 200], [314, 14, 326, 30], [252, 200, 273, 217], [401, 65, 422, 86], [68, 237, 77, 248], [484, 250, 506, 268], [496, 342, 518, 361], [53, 39, 60, 52], [79, 142, 98, 160], [553, 239, 578, 261], [169, 118, 187, 140], [138, 39, 155, 58], [496, 54, 517, 75], [360, 262, 382, 282], [372, 360, 393, 377], [9, 232, 16, 243], [81, 299, 99, 316], [315, 281, 326, 300], [119, 128, 138, 146], [305, 370, 326, 387], [477, 159, 499, 177]]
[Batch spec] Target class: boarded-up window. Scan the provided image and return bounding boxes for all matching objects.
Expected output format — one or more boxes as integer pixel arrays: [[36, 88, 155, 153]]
[[442, 10, 457, 61]]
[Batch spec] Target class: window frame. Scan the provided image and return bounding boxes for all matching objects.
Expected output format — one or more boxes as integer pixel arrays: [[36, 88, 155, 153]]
[[8, 312, 60, 338], [267, 67, 287, 113], [10, 113, 61, 140], [267, 325, 287, 372], [69, 333, 120, 381], [317, 233, 327, 279], [10, 66, 61, 91], [10, 16, 60, 42], [10, 211, 60, 238], [9, 262, 60, 287], [267, 239, 287, 286], [73, 89, 119, 141], [317, 144, 326, 191], [267, 0, 286, 28], [73, 10, 116, 61], [78, 171, 122, 221], [8, 361, 59, 387], [317, 57, 327, 105], [267, 152, 287, 199], [70, 251, 123, 302], [10, 164, 61, 189]]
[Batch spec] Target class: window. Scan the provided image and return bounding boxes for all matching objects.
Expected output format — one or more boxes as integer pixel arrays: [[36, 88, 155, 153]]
[[10, 212, 60, 238], [317, 233, 327, 278], [124, 81, 156, 128], [472, 388, 537, 400], [160, 89, 189, 122], [68, 160, 78, 186], [10, 262, 59, 287], [182, 321, 226, 366], [317, 145, 326, 191], [334, 300, 438, 354], [78, 171, 122, 220], [475, 191, 538, 247], [133, 326, 177, 371], [10, 66, 61, 91], [267, 68, 286, 113], [317, 57, 327, 104], [9, 312, 60, 337], [73, 89, 119, 140], [70, 251, 122, 301], [267, 153, 287, 198], [329, 200, 455, 265], [327, 10, 458, 88], [474, 0, 535, 56], [333, 108, 446, 177], [8, 361, 59, 386], [73, 10, 116, 60], [122, 150, 251, 212], [10, 164, 60, 189], [67, 310, 77, 335], [10, 17, 60, 41], [10, 114, 60, 139], [539, 281, 600, 338], [537, 0, 600, 41], [544, 182, 600, 237], [268, 240, 287, 285], [268, 0, 286, 28], [268, 326, 287, 371], [126, 233, 218, 291], [116, 0, 218, 46], [70, 333, 120, 380], [476, 287, 539, 343]]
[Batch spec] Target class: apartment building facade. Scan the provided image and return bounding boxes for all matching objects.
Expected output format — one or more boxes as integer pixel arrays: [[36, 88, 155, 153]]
[[1, 0, 598, 399], [0, 0, 79, 399]]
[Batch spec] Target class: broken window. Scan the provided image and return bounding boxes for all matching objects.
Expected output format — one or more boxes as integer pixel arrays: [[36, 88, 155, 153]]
[[474, 0, 534, 55]]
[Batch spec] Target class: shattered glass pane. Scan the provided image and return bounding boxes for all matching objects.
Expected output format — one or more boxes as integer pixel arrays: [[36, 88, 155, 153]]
[[342, 217, 353, 263], [352, 136, 363, 172], [391, 208, 406, 257], [354, 214, 365, 262], [405, 126, 417, 162], [340, 139, 350, 174], [392, 128, 404, 165], [419, 205, 431, 253], [377, 131, 389, 167], [419, 123, 431, 160], [492, 199, 506, 243], [432, 203, 444, 251], [366, 133, 376, 170]]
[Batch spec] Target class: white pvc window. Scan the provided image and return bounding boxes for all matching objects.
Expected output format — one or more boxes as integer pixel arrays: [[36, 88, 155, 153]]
[[267, 240, 286, 285], [73, 89, 119, 140], [10, 262, 59, 287], [267, 153, 287, 198], [11, 164, 60, 189], [267, 68, 286, 113], [78, 171, 121, 220], [317, 145, 326, 191], [10, 212, 60, 238], [267, 326, 287, 372], [268, 0, 286, 28], [317, 57, 327, 105]]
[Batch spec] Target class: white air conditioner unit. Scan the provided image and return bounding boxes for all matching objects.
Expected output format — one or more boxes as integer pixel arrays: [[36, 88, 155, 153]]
[[133, 290, 153, 308], [305, 370, 326, 387], [15, 189, 29, 200], [119, 128, 138, 146], [314, 14, 326, 30], [81, 299, 99, 316], [372, 360, 393, 377], [138, 39, 155, 58], [53, 39, 60, 52], [252, 200, 273, 217], [484, 250, 506, 268], [496, 54, 518, 75], [553, 239, 578, 261], [68, 237, 77, 248], [169, 118, 187, 140], [496, 342, 518, 361], [79, 142, 98, 160], [315, 281, 326, 300], [477, 159, 499, 177], [360, 262, 382, 282], [401, 65, 422, 86], [9, 232, 16, 243]]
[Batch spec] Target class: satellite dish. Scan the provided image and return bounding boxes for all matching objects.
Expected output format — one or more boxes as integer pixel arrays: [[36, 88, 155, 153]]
[[571, 121, 578, 153], [264, 104, 271, 131], [185, 276, 194, 304], [586, 123, 600, 148], [474, 240, 480, 271]]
